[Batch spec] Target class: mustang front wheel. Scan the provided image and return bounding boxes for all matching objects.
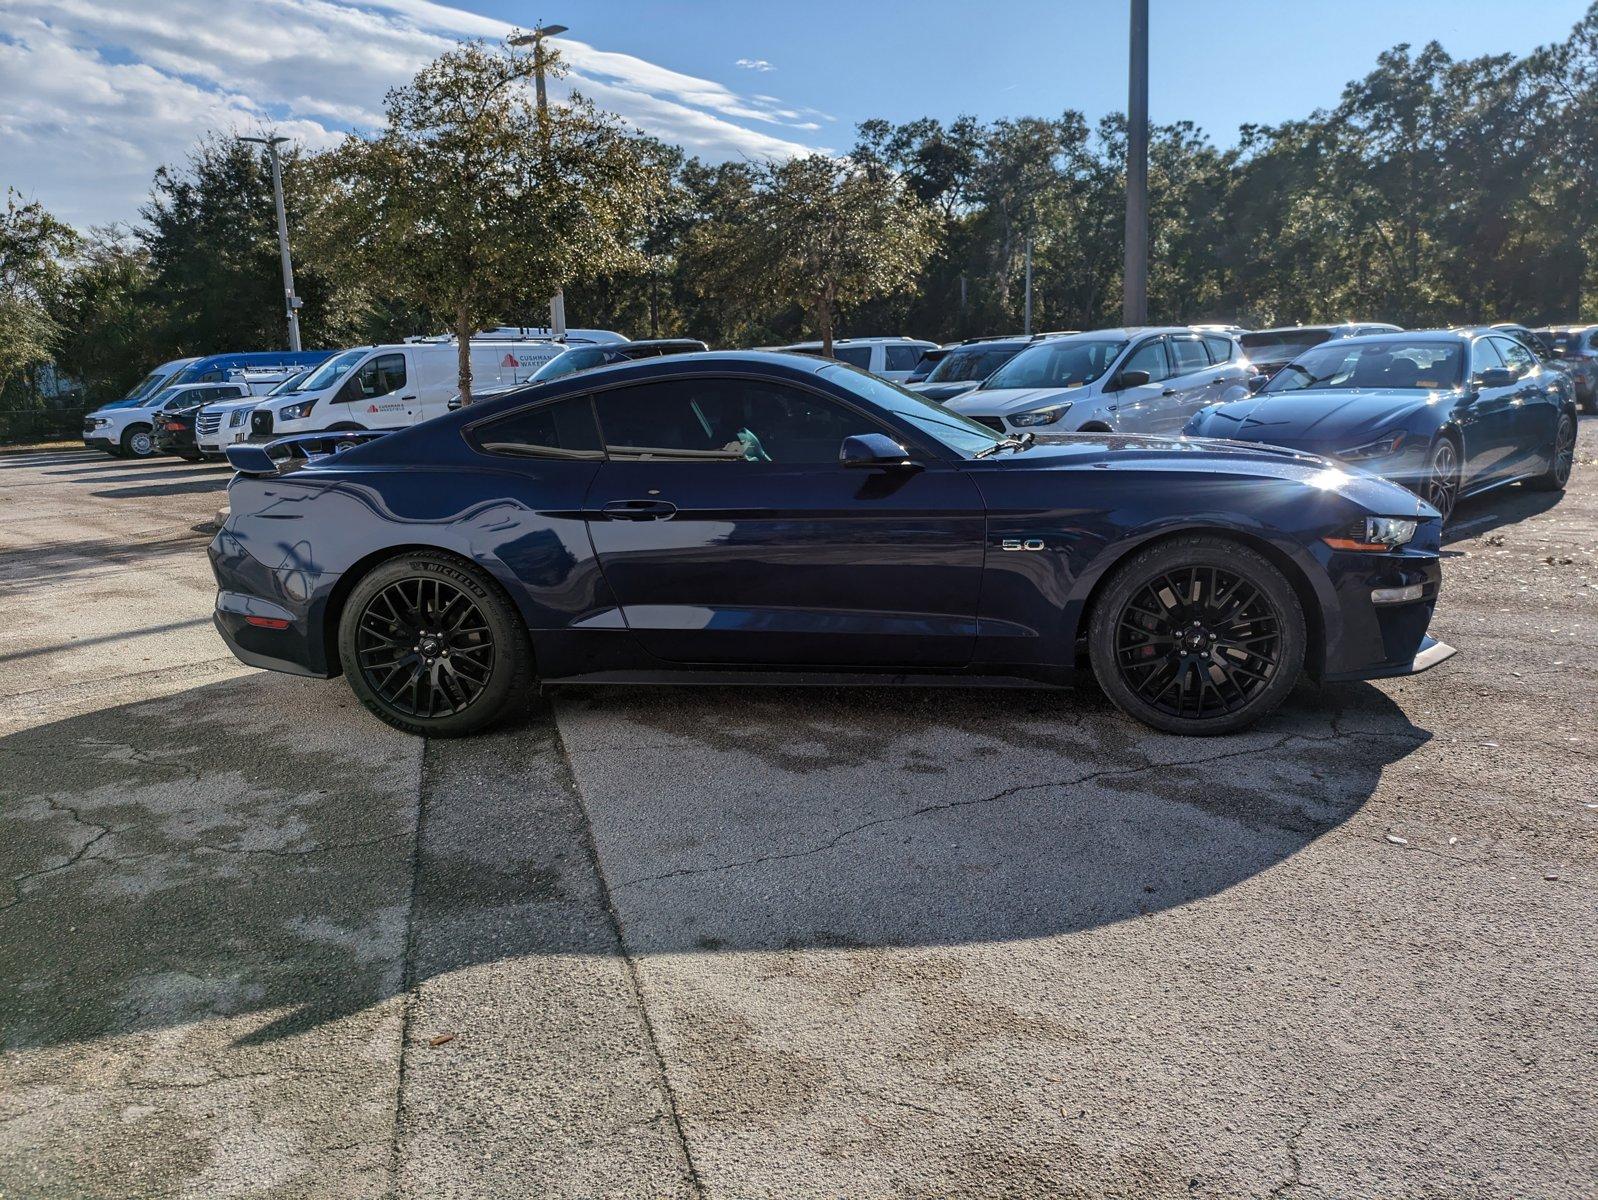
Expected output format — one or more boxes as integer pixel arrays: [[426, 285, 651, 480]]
[[338, 552, 532, 737], [1088, 536, 1306, 735]]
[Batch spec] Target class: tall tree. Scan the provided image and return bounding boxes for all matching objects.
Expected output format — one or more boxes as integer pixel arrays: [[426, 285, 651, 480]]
[[691, 154, 936, 356], [0, 190, 78, 389], [306, 36, 666, 399]]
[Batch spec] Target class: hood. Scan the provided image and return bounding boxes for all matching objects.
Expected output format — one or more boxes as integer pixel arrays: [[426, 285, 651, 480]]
[[909, 380, 981, 403], [1189, 388, 1446, 448], [206, 396, 262, 413], [977, 431, 1434, 518], [945, 384, 1085, 416]]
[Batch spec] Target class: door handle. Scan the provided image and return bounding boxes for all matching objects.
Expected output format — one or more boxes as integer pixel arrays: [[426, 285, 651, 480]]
[[601, 499, 677, 520], [1161, 388, 1178, 396], [400, 395, 417, 401]]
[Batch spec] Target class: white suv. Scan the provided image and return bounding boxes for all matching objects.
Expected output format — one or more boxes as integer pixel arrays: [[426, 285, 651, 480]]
[[776, 336, 939, 382], [83, 382, 247, 459]]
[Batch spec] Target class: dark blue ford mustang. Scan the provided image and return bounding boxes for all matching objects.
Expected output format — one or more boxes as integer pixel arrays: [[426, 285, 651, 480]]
[[212, 351, 1455, 737], [1185, 330, 1578, 522]]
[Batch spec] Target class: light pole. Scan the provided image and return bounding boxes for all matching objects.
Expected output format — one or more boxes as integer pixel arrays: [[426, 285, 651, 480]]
[[239, 134, 302, 351], [509, 23, 570, 340], [1123, 0, 1149, 326]]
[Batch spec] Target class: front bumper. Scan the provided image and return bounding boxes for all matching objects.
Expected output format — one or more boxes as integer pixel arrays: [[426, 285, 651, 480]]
[[1318, 542, 1454, 681], [83, 434, 117, 453]]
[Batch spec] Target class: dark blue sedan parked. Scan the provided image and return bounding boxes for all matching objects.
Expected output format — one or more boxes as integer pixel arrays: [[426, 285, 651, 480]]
[[1185, 330, 1578, 522], [212, 352, 1454, 737]]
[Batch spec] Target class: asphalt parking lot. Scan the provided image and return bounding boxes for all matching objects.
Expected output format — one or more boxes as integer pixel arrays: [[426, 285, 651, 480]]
[[2, 432, 1595, 1199]]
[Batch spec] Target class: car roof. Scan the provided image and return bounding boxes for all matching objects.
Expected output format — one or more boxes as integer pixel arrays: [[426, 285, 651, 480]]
[[779, 336, 936, 348], [1318, 330, 1471, 345]]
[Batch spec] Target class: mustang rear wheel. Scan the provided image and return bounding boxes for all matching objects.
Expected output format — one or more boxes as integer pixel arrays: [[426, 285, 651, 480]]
[[338, 552, 532, 737], [1088, 536, 1306, 736]]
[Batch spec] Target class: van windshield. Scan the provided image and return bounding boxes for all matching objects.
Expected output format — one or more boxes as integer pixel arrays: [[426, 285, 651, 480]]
[[268, 369, 313, 396], [298, 349, 367, 392]]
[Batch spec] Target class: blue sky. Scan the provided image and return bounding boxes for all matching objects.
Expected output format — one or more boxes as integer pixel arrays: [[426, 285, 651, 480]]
[[1, 0, 1592, 228]]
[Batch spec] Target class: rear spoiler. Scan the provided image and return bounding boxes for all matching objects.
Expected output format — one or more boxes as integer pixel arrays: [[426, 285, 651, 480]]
[[225, 430, 389, 477]]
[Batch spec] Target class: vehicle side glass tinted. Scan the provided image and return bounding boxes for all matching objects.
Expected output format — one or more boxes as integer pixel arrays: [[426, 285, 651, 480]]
[[472, 395, 604, 460], [1123, 338, 1172, 383], [594, 378, 886, 463], [1471, 339, 1505, 378], [883, 345, 923, 371], [1492, 337, 1535, 377], [1200, 334, 1233, 364], [834, 346, 874, 369], [1169, 337, 1209, 375]]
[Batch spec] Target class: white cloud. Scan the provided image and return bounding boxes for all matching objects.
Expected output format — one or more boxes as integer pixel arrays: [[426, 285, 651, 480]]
[[0, 0, 829, 228], [736, 58, 775, 72]]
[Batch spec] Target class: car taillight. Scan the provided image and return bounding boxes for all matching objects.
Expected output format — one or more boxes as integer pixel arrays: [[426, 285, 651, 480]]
[[245, 616, 291, 630]]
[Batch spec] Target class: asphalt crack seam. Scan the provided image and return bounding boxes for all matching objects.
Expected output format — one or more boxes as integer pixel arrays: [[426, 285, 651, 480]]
[[550, 703, 707, 1198], [2, 798, 111, 908], [613, 729, 1425, 890], [387, 738, 430, 1193]]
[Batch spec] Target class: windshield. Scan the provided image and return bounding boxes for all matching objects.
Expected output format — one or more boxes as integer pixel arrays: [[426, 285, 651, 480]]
[[297, 348, 367, 392], [532, 348, 606, 382], [122, 368, 173, 403], [1262, 341, 1464, 393], [268, 369, 312, 396], [143, 386, 182, 409], [981, 339, 1126, 391], [820, 364, 1002, 458], [1241, 329, 1334, 361], [926, 345, 1025, 384]]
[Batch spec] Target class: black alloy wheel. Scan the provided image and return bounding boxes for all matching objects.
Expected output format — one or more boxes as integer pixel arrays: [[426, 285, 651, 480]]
[[1088, 536, 1305, 735], [357, 577, 494, 718], [338, 552, 531, 737], [1528, 413, 1576, 492], [1425, 437, 1460, 522]]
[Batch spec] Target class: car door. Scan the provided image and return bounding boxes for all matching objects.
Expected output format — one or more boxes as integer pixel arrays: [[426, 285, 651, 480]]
[[1164, 335, 1225, 429], [1107, 336, 1174, 433], [1492, 335, 1561, 477], [1458, 338, 1521, 482], [583, 373, 987, 667], [335, 351, 411, 427]]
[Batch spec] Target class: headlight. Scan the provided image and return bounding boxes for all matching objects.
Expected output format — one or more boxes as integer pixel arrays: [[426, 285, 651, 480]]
[[88, 416, 109, 428], [1338, 432, 1406, 460], [1323, 516, 1419, 552], [1009, 403, 1071, 427], [230, 408, 251, 427], [279, 399, 316, 421]]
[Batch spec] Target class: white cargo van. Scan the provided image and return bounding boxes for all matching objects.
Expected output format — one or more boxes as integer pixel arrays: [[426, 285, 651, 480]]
[[247, 339, 568, 441]]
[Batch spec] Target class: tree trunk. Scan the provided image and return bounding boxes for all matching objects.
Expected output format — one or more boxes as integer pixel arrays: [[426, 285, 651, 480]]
[[816, 296, 834, 359], [455, 304, 474, 406]]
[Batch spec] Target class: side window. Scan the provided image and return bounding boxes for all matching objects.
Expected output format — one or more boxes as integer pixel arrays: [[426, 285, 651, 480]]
[[1123, 338, 1172, 383], [1169, 337, 1210, 375], [354, 353, 407, 398], [1200, 334, 1233, 364], [593, 378, 888, 464], [833, 346, 874, 370], [883, 344, 923, 372], [1492, 337, 1535, 377], [471, 395, 604, 460], [1471, 339, 1505, 378]]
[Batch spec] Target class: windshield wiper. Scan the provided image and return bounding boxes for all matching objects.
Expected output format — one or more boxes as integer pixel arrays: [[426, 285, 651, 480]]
[[974, 433, 1034, 458]]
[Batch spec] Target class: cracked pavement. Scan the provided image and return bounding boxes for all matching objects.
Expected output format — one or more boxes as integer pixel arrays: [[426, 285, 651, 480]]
[[1, 434, 1596, 1198]]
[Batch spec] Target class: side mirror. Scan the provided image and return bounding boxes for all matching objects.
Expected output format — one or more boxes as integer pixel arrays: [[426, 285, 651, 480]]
[[1112, 369, 1151, 391], [1477, 367, 1517, 388], [839, 432, 915, 468], [1247, 373, 1268, 393]]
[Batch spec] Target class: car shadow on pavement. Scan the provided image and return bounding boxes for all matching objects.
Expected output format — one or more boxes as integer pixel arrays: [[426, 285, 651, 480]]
[[90, 478, 232, 500], [0, 530, 216, 596], [0, 671, 1428, 1052], [1442, 486, 1563, 544]]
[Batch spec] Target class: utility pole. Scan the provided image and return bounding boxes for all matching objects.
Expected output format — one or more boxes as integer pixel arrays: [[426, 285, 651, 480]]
[[510, 23, 570, 340], [1023, 235, 1034, 336], [1123, 0, 1149, 327], [239, 134, 302, 351]]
